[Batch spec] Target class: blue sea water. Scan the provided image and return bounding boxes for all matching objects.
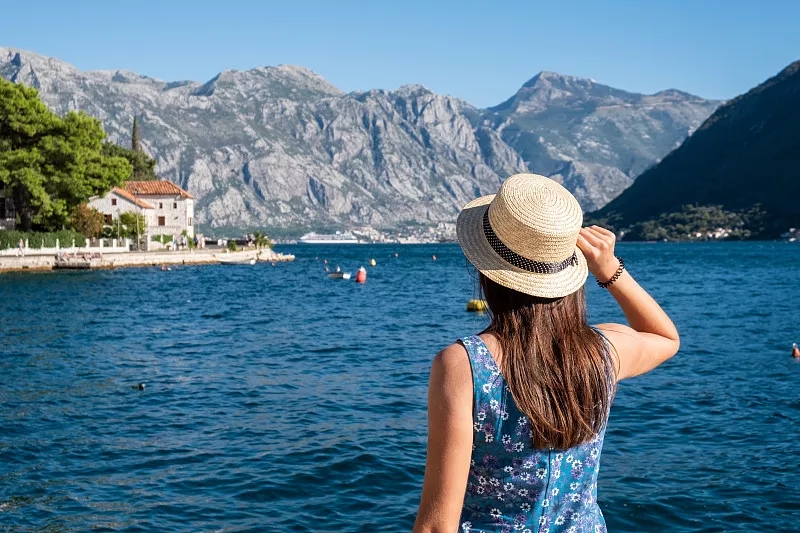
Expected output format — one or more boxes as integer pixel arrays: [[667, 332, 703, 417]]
[[1, 242, 799, 532]]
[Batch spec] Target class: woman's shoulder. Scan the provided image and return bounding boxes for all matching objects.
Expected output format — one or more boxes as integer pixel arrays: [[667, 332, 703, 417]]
[[433, 341, 470, 373], [429, 341, 474, 406], [435, 333, 493, 369]]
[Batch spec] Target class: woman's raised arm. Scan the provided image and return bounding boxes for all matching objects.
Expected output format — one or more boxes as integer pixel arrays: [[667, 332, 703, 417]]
[[578, 226, 680, 380]]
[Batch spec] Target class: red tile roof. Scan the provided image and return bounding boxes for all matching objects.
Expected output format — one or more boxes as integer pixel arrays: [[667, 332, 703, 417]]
[[124, 180, 195, 199], [111, 187, 154, 209]]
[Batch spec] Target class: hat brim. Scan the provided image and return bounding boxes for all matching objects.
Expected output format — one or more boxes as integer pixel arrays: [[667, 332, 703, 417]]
[[456, 194, 588, 299]]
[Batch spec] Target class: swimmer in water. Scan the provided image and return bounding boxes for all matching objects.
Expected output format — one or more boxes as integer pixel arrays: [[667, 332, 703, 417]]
[[793, 343, 800, 358]]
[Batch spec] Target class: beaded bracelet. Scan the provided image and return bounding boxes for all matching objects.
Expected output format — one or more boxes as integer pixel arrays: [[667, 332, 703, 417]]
[[596, 257, 625, 289]]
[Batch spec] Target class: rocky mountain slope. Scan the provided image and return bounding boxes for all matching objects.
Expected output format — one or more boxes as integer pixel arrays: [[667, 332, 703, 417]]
[[594, 59, 800, 236], [0, 47, 719, 230], [485, 72, 718, 209]]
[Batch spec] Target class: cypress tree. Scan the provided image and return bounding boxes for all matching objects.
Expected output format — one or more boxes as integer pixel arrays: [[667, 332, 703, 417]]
[[131, 116, 141, 153]]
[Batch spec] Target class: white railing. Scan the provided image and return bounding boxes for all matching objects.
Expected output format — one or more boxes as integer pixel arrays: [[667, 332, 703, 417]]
[[0, 238, 132, 256]]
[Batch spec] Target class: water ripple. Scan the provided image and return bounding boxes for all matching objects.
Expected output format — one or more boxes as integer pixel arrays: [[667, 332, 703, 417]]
[[1, 242, 799, 531]]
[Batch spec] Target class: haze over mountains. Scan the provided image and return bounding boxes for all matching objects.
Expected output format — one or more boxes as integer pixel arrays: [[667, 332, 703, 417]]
[[0, 47, 719, 231]]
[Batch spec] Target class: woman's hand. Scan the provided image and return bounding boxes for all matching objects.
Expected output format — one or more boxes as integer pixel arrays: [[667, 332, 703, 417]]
[[577, 225, 620, 282]]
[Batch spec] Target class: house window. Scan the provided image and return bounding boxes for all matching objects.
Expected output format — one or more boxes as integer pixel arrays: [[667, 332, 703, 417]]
[[159, 202, 163, 209], [173, 202, 178, 209], [104, 214, 113, 225], [188, 217, 193, 226], [158, 216, 166, 226], [111, 198, 117, 206]]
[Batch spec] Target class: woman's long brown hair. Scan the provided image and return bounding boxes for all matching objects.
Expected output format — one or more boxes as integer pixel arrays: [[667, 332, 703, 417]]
[[480, 274, 616, 449]]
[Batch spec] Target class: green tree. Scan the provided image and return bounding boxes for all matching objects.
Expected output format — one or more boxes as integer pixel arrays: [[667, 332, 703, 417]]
[[118, 211, 147, 239], [70, 203, 104, 238], [0, 79, 132, 231], [131, 116, 141, 152], [102, 142, 158, 181], [253, 231, 273, 249]]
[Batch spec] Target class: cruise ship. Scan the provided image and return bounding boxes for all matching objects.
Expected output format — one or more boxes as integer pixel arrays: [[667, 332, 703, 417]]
[[299, 231, 360, 244]]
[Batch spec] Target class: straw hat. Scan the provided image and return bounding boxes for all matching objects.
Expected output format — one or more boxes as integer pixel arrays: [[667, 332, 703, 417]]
[[456, 173, 588, 299]]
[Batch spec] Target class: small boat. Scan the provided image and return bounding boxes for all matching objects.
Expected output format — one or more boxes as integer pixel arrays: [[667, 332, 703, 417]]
[[328, 265, 351, 279]]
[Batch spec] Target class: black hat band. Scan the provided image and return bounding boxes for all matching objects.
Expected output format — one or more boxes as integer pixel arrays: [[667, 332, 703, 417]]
[[483, 209, 578, 274]]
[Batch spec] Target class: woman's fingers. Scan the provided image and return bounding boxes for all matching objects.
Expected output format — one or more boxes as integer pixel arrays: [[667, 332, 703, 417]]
[[579, 228, 604, 247], [590, 225, 616, 238], [584, 226, 610, 241], [576, 233, 592, 251], [583, 227, 615, 253]]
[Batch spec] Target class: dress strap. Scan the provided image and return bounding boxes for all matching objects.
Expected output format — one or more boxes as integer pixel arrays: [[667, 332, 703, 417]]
[[459, 335, 501, 385], [459, 336, 506, 426]]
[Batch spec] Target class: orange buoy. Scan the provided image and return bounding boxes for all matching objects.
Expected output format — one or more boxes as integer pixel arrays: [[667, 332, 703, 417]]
[[355, 266, 367, 283]]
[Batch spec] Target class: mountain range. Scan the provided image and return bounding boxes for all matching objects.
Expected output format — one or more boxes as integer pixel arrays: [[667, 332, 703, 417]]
[[0, 47, 719, 231], [596, 59, 800, 236]]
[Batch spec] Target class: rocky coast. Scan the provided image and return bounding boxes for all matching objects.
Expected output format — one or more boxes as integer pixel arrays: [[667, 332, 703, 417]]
[[0, 248, 293, 273]]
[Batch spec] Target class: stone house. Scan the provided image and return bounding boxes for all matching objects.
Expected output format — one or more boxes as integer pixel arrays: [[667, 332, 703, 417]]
[[88, 187, 155, 233], [123, 180, 195, 238], [0, 186, 15, 230]]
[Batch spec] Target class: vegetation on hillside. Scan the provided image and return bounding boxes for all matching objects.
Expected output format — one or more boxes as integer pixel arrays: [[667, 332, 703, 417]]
[[589, 204, 770, 241], [592, 60, 800, 239]]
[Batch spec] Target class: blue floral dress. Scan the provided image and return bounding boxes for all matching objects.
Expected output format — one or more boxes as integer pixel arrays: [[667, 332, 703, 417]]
[[458, 335, 612, 533]]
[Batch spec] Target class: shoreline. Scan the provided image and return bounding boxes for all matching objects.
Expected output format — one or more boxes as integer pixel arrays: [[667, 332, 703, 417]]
[[0, 248, 293, 273]]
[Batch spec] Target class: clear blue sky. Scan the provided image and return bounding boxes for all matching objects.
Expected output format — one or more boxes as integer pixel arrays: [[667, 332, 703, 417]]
[[2, 0, 798, 106]]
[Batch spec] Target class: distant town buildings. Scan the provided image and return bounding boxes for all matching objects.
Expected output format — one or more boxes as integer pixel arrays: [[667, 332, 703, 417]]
[[342, 222, 456, 244]]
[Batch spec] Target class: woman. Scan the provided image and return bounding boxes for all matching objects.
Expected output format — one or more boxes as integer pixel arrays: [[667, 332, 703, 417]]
[[413, 174, 679, 533]]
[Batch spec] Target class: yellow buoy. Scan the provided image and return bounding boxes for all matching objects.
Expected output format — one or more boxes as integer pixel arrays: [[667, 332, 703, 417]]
[[466, 299, 488, 312], [369, 258, 376, 266]]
